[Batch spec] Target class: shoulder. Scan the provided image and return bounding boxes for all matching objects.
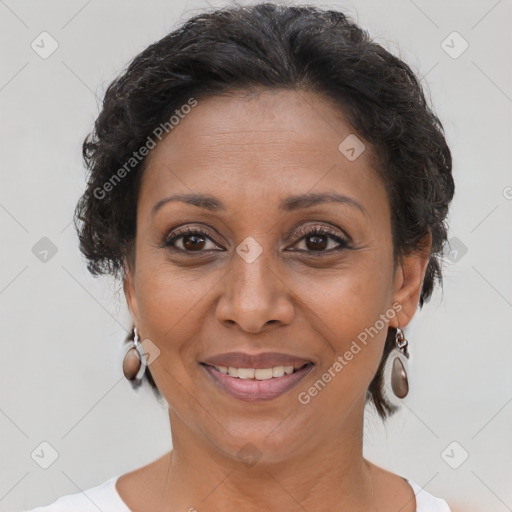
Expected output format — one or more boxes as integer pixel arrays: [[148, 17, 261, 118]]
[[368, 462, 451, 512], [407, 479, 452, 512], [23, 475, 131, 512]]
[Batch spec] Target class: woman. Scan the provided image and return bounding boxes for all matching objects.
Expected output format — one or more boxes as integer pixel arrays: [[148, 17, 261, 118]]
[[26, 3, 454, 511]]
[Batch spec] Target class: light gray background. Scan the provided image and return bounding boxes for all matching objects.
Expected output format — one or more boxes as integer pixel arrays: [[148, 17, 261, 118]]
[[1, 1, 511, 511]]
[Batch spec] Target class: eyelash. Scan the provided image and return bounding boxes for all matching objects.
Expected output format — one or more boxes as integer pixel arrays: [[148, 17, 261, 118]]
[[162, 225, 351, 255]]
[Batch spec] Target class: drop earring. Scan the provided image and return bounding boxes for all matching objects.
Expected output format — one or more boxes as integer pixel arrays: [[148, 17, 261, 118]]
[[390, 326, 409, 399], [122, 327, 147, 383]]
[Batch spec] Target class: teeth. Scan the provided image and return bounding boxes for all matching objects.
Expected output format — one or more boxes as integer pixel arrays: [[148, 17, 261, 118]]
[[238, 368, 255, 379], [255, 368, 273, 380], [272, 366, 285, 377], [213, 364, 305, 380]]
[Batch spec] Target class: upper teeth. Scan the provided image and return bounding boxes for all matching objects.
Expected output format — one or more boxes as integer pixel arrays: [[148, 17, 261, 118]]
[[213, 365, 301, 380]]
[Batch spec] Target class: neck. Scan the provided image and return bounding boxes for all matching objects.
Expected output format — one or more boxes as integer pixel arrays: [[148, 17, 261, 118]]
[[161, 401, 376, 512]]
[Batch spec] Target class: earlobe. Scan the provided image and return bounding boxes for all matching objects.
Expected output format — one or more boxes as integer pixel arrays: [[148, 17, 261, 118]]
[[391, 233, 432, 328]]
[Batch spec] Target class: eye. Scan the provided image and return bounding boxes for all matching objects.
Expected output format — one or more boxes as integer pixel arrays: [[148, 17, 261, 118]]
[[162, 226, 223, 253], [288, 225, 350, 253], [162, 224, 351, 254]]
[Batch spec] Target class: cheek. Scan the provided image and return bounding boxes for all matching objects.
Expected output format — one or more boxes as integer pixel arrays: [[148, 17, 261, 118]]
[[302, 248, 394, 330], [301, 258, 394, 391], [134, 238, 212, 328], [133, 261, 210, 370], [294, 293, 391, 434], [132, 266, 206, 403]]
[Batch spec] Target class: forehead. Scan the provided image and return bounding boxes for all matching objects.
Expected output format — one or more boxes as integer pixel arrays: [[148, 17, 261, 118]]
[[139, 89, 387, 218]]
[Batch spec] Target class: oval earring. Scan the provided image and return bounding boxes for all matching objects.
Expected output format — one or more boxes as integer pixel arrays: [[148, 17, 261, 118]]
[[390, 326, 409, 399], [122, 327, 147, 382]]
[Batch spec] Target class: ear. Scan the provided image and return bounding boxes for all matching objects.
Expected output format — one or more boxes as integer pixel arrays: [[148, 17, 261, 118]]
[[390, 233, 432, 328], [123, 258, 140, 326]]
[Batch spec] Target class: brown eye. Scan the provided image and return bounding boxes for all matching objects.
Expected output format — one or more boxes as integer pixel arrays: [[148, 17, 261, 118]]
[[304, 233, 329, 251], [163, 227, 222, 252], [289, 226, 350, 253], [181, 233, 207, 251]]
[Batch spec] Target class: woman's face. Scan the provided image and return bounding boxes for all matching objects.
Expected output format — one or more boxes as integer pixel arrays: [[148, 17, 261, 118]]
[[124, 89, 428, 464]]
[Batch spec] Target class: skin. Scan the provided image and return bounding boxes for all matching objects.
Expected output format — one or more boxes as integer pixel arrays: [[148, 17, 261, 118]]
[[119, 89, 431, 512]]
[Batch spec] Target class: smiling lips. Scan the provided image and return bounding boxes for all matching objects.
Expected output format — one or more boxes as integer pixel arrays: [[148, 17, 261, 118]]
[[201, 351, 314, 401]]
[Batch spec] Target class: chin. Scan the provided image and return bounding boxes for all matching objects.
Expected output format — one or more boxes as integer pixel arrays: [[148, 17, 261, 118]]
[[204, 419, 312, 467]]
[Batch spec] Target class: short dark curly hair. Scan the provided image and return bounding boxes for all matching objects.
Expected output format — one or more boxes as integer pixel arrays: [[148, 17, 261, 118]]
[[74, 2, 454, 419]]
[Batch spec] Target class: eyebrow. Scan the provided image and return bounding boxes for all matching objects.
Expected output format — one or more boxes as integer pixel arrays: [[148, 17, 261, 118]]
[[151, 192, 367, 217]]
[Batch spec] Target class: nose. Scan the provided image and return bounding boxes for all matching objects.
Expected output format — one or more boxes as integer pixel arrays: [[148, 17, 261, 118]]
[[215, 248, 295, 334]]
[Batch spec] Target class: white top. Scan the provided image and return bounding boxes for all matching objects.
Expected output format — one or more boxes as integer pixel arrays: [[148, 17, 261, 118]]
[[24, 474, 451, 511]]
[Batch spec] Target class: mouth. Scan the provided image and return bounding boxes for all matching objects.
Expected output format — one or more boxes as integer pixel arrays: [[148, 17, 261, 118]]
[[200, 361, 315, 402]]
